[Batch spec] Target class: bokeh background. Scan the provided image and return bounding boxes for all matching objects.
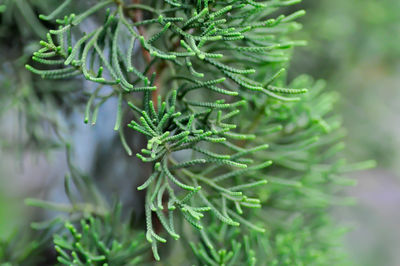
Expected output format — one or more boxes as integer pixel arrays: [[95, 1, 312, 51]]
[[1, 0, 399, 265], [292, 1, 400, 265]]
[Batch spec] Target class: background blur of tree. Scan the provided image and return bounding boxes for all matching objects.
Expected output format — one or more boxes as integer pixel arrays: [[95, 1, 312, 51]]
[[292, 0, 400, 169], [291, 1, 400, 265]]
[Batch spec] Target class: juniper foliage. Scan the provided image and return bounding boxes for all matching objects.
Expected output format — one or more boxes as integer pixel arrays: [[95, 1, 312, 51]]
[[0, 0, 375, 265]]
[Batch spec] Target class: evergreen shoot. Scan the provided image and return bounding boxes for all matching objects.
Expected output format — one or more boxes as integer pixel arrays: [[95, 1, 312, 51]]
[[0, 0, 375, 265]]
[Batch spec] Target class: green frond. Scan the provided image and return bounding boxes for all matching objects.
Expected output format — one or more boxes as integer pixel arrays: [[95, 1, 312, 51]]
[[3, 0, 370, 264]]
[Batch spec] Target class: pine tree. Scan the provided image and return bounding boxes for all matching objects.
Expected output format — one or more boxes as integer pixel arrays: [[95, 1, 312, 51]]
[[0, 0, 375, 265]]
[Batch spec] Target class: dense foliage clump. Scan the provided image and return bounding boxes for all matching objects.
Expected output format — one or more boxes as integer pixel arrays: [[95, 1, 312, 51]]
[[0, 0, 374, 265]]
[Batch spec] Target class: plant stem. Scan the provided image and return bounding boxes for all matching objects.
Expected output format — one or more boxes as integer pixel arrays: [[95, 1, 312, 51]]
[[129, 0, 159, 107]]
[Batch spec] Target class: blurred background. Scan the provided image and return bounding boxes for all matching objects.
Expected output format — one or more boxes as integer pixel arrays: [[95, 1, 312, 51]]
[[292, 1, 400, 265], [1, 0, 399, 265]]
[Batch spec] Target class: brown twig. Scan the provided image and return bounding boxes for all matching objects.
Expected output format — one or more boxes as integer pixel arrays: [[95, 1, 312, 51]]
[[130, 0, 159, 107], [128, 1, 183, 109]]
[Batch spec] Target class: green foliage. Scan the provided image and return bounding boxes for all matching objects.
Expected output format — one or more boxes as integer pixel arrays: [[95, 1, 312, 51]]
[[53, 209, 147, 265], [0, 0, 375, 265], [0, 227, 54, 265]]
